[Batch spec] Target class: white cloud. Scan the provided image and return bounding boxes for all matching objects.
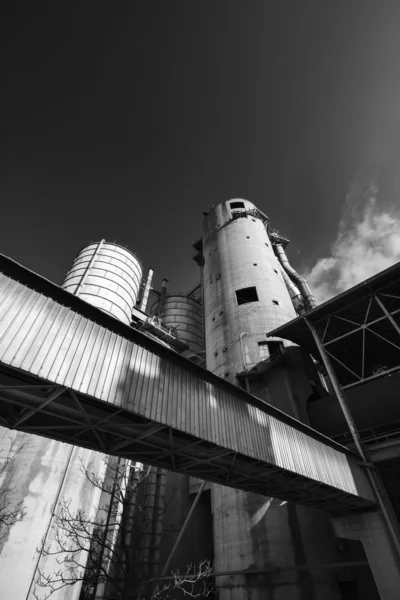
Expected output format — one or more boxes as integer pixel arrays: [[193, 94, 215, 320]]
[[304, 183, 400, 302]]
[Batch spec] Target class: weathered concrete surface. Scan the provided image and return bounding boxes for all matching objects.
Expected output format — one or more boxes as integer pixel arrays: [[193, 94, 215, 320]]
[[332, 511, 400, 600], [0, 428, 106, 600]]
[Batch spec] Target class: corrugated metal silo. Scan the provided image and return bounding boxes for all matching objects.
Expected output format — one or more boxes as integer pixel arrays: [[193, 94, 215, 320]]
[[0, 240, 142, 598], [152, 296, 204, 354], [62, 240, 142, 325]]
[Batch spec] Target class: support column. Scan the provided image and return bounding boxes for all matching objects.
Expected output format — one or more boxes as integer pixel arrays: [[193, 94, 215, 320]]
[[331, 512, 400, 600], [304, 316, 400, 597]]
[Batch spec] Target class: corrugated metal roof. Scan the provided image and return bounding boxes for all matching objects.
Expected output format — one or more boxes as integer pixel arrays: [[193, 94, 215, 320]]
[[0, 254, 375, 510], [267, 261, 400, 389]]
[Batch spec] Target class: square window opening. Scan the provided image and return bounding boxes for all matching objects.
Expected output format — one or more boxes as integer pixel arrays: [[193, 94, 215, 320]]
[[230, 201, 245, 210], [235, 286, 259, 305], [258, 340, 283, 359]]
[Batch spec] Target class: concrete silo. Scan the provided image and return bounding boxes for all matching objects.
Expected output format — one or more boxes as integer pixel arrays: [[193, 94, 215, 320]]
[[200, 200, 350, 600], [202, 199, 295, 380], [0, 241, 141, 600]]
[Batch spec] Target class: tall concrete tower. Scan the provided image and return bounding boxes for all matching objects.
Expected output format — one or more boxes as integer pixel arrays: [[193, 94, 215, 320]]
[[199, 200, 351, 600], [202, 198, 295, 381]]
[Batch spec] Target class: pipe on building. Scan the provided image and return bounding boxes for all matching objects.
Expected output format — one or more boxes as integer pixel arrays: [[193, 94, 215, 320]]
[[139, 267, 154, 313], [140, 467, 158, 570], [151, 469, 167, 578], [156, 278, 169, 318], [305, 316, 400, 568], [278, 264, 305, 315], [274, 243, 317, 311]]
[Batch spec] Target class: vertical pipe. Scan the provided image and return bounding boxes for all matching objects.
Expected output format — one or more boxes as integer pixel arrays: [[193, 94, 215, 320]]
[[74, 239, 105, 296], [278, 265, 305, 314], [139, 467, 158, 578], [304, 316, 400, 566], [239, 333, 247, 372], [239, 333, 250, 393], [274, 244, 317, 311], [157, 279, 169, 318], [151, 469, 166, 577], [140, 268, 154, 313]]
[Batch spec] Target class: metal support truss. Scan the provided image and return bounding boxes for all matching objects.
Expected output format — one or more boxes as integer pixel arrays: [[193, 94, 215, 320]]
[[314, 291, 400, 389], [0, 364, 373, 515]]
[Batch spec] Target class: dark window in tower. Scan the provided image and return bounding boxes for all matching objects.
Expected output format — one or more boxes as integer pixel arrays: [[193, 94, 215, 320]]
[[235, 286, 259, 305], [230, 201, 245, 209], [258, 340, 283, 359], [272, 300, 279, 305]]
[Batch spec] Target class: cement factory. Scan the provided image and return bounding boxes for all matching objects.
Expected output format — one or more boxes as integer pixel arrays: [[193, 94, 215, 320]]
[[0, 198, 400, 600]]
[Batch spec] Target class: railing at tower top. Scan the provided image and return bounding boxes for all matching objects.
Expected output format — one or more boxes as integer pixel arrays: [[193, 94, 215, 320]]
[[0, 254, 376, 514], [192, 207, 275, 261], [332, 420, 400, 451]]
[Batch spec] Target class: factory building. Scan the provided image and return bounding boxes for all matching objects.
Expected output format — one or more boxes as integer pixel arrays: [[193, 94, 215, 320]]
[[0, 199, 399, 599]]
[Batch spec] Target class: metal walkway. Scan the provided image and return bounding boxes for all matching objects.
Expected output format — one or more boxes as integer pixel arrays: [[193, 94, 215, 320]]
[[0, 255, 375, 514]]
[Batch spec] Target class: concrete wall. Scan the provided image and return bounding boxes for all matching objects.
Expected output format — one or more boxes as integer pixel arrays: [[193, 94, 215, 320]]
[[0, 430, 106, 600], [332, 512, 400, 600]]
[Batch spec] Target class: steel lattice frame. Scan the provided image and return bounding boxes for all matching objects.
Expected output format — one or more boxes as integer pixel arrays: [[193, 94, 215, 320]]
[[314, 290, 400, 390]]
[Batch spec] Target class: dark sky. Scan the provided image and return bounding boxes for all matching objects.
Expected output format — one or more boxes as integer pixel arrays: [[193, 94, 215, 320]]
[[2, 1, 400, 293]]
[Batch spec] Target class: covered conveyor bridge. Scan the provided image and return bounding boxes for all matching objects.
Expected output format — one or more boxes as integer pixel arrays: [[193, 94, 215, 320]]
[[0, 255, 375, 514]]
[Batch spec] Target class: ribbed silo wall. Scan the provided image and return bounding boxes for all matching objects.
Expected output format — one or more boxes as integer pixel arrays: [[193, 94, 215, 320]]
[[201, 199, 349, 600], [0, 240, 142, 599], [62, 241, 142, 325], [152, 296, 204, 354]]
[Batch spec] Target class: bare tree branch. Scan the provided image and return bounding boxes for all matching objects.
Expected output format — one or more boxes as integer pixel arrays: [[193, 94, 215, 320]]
[[33, 458, 214, 600], [0, 436, 27, 540]]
